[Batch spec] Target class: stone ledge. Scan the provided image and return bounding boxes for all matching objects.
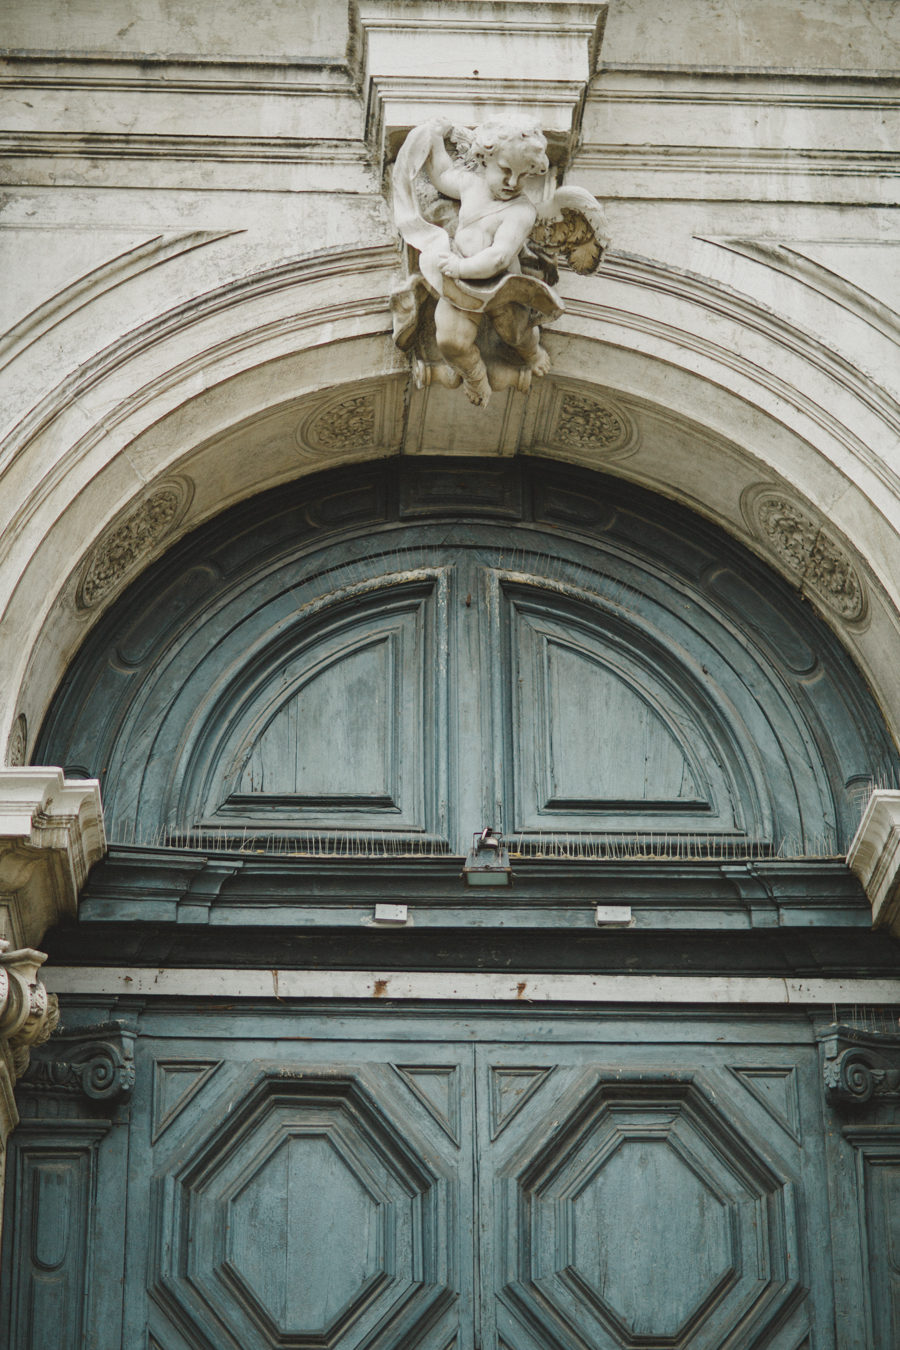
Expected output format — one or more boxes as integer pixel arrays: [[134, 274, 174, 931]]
[[358, 0, 606, 164], [0, 768, 105, 948], [847, 790, 900, 934]]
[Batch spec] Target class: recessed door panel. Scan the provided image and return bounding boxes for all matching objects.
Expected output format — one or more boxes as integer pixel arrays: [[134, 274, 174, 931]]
[[125, 1039, 475, 1350], [236, 633, 399, 805], [476, 1043, 822, 1350], [8, 1018, 841, 1350], [539, 631, 704, 807], [499, 582, 751, 839], [194, 576, 449, 840]]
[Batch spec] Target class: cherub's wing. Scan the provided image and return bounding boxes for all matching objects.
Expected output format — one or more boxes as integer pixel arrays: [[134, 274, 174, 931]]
[[530, 186, 611, 275]]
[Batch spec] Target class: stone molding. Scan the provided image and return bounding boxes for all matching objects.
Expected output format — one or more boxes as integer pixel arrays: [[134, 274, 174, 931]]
[[847, 790, 900, 934]]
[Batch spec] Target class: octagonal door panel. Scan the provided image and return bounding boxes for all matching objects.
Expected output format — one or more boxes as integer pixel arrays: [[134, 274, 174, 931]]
[[112, 1030, 833, 1350], [476, 1044, 827, 1350], [122, 1039, 475, 1350]]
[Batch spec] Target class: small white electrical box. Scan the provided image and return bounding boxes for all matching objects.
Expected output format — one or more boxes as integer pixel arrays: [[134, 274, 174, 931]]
[[374, 903, 408, 924], [595, 905, 633, 927]]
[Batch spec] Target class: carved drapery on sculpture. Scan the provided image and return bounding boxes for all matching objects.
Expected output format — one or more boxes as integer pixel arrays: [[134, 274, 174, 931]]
[[390, 117, 610, 408]]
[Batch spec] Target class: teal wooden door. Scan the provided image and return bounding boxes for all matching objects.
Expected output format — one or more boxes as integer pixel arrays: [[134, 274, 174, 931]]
[[475, 1043, 825, 1350], [121, 1025, 828, 1350], [41, 458, 895, 857], [125, 1038, 477, 1350]]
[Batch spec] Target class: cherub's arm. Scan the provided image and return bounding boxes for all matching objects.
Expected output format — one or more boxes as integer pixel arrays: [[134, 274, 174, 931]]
[[440, 203, 535, 280], [423, 120, 465, 200]]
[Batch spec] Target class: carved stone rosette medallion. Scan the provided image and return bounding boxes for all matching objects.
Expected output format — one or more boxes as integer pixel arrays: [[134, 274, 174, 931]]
[[77, 477, 193, 610], [6, 714, 26, 767], [294, 379, 405, 460], [742, 485, 866, 622], [304, 393, 377, 453], [527, 380, 639, 461], [554, 391, 630, 453]]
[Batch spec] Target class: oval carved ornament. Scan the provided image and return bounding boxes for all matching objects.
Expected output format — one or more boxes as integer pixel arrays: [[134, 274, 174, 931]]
[[745, 487, 865, 622], [298, 393, 378, 456], [77, 479, 192, 610], [7, 713, 26, 767]]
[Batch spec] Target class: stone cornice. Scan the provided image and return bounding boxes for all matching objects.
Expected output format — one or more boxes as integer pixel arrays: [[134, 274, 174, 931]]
[[847, 790, 900, 934], [0, 768, 105, 949]]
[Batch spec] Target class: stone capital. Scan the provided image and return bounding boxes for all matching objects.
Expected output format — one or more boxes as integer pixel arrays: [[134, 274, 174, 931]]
[[0, 768, 105, 950], [0, 941, 61, 1150], [357, 0, 607, 166]]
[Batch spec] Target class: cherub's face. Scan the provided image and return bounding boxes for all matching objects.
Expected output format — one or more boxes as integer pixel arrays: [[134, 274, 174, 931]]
[[482, 146, 544, 200]]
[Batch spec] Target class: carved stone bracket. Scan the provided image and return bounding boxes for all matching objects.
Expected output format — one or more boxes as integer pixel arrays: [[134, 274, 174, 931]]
[[0, 767, 105, 949], [821, 1024, 900, 1107], [848, 790, 900, 937], [0, 766, 106, 1184], [20, 1021, 136, 1104]]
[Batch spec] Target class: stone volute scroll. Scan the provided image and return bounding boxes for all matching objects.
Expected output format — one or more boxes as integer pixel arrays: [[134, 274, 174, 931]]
[[821, 1023, 900, 1109], [391, 116, 610, 408]]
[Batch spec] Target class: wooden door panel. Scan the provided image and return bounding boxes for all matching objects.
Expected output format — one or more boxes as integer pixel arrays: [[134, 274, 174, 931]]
[[126, 1039, 474, 1350], [862, 1152, 900, 1345], [476, 1045, 823, 1350], [195, 574, 450, 842], [237, 633, 400, 803], [496, 582, 751, 840]]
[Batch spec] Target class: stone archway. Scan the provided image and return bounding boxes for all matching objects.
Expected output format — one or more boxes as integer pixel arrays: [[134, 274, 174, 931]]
[[3, 246, 900, 768]]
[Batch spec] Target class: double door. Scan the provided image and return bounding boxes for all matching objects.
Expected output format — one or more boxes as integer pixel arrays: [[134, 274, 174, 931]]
[[116, 1021, 827, 1350]]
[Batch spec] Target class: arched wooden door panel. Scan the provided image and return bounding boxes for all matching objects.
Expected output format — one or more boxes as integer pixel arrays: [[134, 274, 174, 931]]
[[191, 575, 450, 841], [37, 459, 897, 855]]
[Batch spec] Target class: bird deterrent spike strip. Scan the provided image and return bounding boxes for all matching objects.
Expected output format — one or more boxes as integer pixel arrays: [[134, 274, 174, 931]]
[[107, 825, 840, 861]]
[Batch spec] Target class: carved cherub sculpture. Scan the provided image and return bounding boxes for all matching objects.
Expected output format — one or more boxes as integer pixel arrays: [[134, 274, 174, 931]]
[[391, 116, 611, 407]]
